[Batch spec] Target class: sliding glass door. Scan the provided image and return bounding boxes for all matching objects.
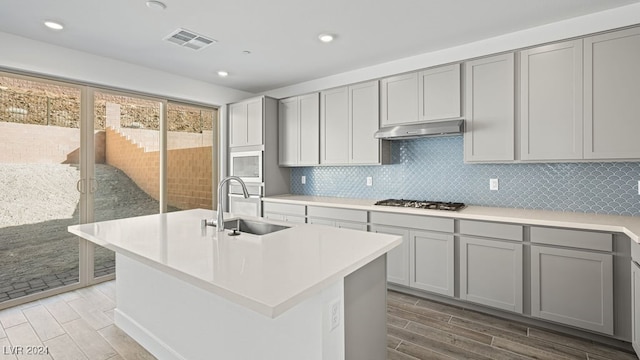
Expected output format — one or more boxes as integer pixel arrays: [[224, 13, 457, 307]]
[[0, 73, 82, 305], [0, 72, 219, 307], [91, 90, 163, 279]]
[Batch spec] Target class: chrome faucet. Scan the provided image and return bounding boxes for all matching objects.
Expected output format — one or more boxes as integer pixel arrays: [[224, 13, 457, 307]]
[[215, 176, 249, 232]]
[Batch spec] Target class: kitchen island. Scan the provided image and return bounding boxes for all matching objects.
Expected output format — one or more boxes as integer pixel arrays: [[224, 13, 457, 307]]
[[68, 209, 401, 360]]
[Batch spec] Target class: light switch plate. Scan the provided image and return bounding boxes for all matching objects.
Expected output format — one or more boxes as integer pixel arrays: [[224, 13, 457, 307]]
[[301, 176, 306, 184], [490, 178, 499, 191]]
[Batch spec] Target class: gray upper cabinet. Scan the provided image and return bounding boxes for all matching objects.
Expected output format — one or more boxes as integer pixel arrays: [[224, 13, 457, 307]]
[[410, 231, 454, 297], [531, 245, 613, 334], [584, 27, 640, 160], [380, 72, 419, 127], [321, 81, 385, 165], [520, 40, 583, 161], [320, 87, 350, 164], [229, 97, 263, 147], [418, 64, 461, 121], [278, 97, 298, 166], [349, 81, 381, 164], [464, 53, 515, 162], [278, 93, 320, 166]]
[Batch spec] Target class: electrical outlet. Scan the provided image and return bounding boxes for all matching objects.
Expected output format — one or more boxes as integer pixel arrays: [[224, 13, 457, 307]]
[[490, 178, 499, 191], [330, 299, 340, 331], [301, 176, 306, 184], [366, 177, 373, 187]]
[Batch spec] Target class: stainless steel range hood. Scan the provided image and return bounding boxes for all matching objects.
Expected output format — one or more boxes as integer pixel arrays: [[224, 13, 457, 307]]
[[374, 119, 464, 140]]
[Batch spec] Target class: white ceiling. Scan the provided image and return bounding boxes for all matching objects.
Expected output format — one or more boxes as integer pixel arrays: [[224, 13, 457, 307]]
[[0, 0, 638, 93]]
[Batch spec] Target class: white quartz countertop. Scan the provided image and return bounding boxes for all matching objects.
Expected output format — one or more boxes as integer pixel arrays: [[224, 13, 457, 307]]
[[68, 209, 401, 318], [263, 195, 640, 242]]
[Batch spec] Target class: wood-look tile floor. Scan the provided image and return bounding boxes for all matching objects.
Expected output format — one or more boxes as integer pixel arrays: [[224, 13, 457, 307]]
[[0, 281, 154, 360], [387, 290, 638, 360], [1, 282, 637, 360]]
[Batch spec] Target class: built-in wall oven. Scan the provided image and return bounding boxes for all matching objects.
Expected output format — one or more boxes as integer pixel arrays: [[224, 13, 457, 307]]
[[228, 151, 263, 217], [229, 151, 262, 184]]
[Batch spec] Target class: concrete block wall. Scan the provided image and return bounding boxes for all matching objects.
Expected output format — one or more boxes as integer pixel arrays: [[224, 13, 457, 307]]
[[0, 122, 105, 164], [105, 127, 213, 210]]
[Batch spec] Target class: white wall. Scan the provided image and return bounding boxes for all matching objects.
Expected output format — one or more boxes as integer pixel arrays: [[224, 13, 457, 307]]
[[0, 32, 253, 106], [264, 2, 640, 99]]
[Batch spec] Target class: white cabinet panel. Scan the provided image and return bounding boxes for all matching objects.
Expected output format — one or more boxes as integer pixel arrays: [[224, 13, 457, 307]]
[[320, 87, 349, 164], [370, 225, 410, 286], [418, 64, 461, 121], [298, 93, 320, 165], [520, 40, 583, 160], [460, 237, 523, 313], [464, 53, 515, 162], [410, 231, 454, 296], [349, 81, 380, 164], [531, 246, 613, 334], [584, 27, 640, 159], [278, 94, 319, 166], [229, 98, 263, 147], [246, 98, 263, 146], [278, 97, 298, 166], [380, 73, 419, 126]]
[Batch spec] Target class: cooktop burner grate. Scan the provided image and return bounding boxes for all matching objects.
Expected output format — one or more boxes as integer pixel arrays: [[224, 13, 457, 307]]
[[374, 199, 466, 211]]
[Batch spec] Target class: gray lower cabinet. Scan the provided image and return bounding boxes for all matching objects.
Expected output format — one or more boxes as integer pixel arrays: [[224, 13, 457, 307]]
[[531, 245, 613, 334], [459, 237, 523, 313], [632, 260, 640, 355], [307, 218, 367, 231], [370, 225, 410, 286], [262, 202, 306, 224], [410, 231, 454, 296], [306, 206, 367, 231]]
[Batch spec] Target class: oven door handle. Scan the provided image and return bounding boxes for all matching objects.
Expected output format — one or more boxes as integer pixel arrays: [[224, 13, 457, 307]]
[[228, 193, 261, 199]]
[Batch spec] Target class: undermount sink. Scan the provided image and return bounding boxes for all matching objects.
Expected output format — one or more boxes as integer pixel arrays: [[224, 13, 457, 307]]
[[223, 218, 290, 236]]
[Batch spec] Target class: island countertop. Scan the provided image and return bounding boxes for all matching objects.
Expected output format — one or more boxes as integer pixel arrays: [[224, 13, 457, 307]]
[[67, 208, 401, 318]]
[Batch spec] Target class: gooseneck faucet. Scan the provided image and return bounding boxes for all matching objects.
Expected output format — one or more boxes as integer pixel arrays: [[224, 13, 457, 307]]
[[216, 176, 249, 232]]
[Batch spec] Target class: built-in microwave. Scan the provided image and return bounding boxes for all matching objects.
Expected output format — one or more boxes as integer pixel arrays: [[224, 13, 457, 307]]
[[229, 151, 262, 183]]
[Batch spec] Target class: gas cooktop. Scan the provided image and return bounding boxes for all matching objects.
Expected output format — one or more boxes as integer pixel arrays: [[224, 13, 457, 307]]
[[374, 199, 466, 211]]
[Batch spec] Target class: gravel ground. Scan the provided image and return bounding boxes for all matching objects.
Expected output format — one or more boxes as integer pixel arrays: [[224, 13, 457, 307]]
[[0, 163, 173, 297]]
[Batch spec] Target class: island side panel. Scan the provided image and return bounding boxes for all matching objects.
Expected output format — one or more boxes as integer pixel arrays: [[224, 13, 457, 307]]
[[344, 254, 387, 360], [114, 253, 345, 360]]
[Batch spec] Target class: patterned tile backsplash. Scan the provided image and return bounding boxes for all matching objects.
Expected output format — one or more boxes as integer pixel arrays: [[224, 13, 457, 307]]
[[290, 136, 640, 216]]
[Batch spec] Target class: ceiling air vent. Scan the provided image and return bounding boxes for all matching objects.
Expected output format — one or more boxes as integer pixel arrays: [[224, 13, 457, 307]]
[[163, 28, 216, 50]]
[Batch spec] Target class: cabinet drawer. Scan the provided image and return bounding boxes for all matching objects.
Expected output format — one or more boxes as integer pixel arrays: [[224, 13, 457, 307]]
[[370, 212, 453, 233], [459, 220, 522, 241], [530, 227, 612, 252], [307, 206, 367, 223], [262, 202, 305, 216], [632, 239, 640, 263]]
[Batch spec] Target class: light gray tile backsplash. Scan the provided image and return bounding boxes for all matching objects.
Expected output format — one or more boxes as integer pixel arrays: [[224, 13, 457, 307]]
[[290, 136, 640, 216]]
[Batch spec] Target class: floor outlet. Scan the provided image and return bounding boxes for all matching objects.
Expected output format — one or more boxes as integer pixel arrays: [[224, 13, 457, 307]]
[[301, 176, 306, 184], [366, 177, 373, 187], [490, 178, 499, 191], [330, 299, 340, 331]]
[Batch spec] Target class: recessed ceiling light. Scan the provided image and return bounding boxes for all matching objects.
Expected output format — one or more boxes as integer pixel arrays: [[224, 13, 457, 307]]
[[44, 21, 64, 30], [242, 50, 251, 55], [146, 0, 167, 10], [318, 33, 335, 43], [217, 71, 229, 77]]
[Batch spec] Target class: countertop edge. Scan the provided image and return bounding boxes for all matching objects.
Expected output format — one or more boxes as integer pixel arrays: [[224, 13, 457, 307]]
[[262, 195, 640, 242]]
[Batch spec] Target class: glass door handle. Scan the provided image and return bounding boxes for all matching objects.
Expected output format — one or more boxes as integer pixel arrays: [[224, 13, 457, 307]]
[[76, 179, 86, 194]]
